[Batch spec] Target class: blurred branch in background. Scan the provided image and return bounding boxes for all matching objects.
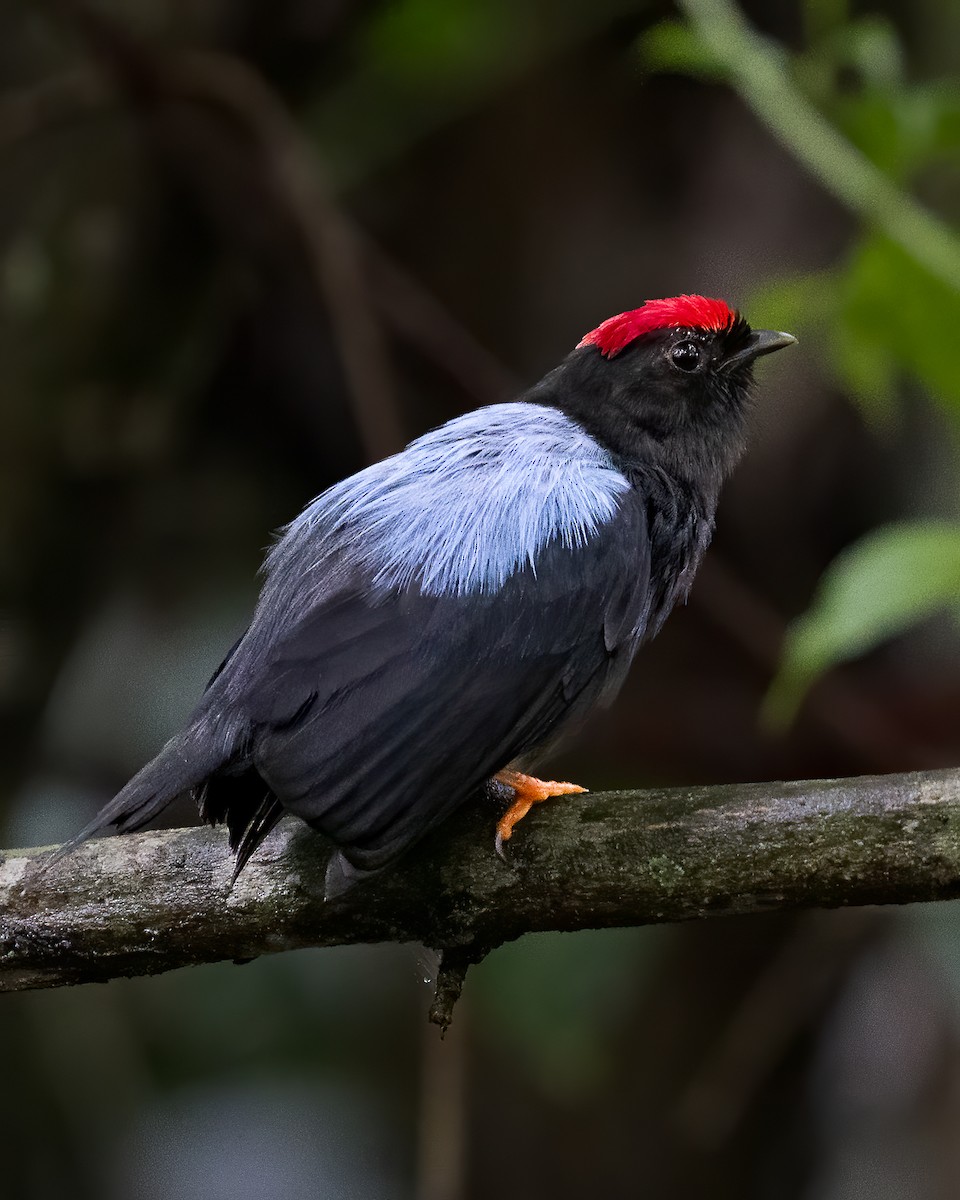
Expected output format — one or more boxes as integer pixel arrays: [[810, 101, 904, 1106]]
[[5, 767, 960, 1023], [0, 56, 518, 415], [672, 0, 960, 289], [643, 0, 960, 732], [42, 0, 406, 460], [0, 67, 113, 150], [673, 907, 881, 1148]]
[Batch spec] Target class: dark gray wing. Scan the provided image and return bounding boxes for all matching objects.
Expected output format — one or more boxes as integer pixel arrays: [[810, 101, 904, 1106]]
[[207, 488, 651, 882]]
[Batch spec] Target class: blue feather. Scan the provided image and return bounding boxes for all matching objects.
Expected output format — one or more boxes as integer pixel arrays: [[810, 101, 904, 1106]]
[[266, 403, 631, 599]]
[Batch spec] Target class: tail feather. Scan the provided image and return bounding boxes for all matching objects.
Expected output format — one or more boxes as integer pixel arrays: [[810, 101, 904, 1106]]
[[232, 795, 285, 881], [196, 767, 285, 879], [50, 726, 230, 865]]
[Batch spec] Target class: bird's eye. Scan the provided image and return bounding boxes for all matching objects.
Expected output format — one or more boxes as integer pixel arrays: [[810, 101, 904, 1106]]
[[670, 341, 702, 372]]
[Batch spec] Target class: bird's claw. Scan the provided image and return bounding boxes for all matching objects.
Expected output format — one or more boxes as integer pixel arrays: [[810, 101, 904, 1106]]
[[492, 771, 586, 866]]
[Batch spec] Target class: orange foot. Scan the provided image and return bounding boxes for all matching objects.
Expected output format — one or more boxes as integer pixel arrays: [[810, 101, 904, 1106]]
[[494, 769, 587, 860]]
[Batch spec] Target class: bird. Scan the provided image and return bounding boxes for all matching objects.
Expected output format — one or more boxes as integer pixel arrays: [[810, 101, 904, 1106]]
[[59, 295, 795, 898]]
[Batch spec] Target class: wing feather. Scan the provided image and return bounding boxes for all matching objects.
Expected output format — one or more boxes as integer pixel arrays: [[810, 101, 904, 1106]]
[[211, 489, 651, 878]]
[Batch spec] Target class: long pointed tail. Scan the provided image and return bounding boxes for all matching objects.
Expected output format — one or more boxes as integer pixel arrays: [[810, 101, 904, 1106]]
[[50, 725, 230, 864]]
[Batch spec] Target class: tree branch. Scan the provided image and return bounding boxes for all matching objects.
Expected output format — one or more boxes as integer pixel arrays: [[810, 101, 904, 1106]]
[[677, 0, 960, 291], [4, 769, 960, 1025]]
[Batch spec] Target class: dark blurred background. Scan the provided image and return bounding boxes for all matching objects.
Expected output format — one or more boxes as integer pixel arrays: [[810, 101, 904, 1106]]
[[2, 0, 960, 1197]]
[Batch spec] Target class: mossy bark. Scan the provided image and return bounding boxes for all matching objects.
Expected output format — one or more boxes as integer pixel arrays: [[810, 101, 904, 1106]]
[[3, 769, 960, 1011]]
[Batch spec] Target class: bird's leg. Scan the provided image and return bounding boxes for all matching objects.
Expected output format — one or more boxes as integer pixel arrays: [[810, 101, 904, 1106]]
[[493, 769, 587, 860]]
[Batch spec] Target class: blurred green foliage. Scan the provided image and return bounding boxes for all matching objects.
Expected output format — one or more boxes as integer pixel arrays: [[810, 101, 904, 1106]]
[[309, 0, 648, 188], [643, 0, 960, 720], [763, 522, 960, 726], [472, 927, 669, 1098]]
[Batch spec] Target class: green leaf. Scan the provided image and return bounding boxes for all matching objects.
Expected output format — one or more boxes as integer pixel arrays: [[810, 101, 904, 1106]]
[[362, 0, 528, 89], [822, 15, 904, 91], [764, 521, 960, 727], [638, 20, 729, 81], [835, 235, 960, 422], [833, 91, 908, 178]]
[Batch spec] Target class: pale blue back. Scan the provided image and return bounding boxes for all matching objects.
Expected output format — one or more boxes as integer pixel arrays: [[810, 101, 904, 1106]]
[[267, 403, 632, 598]]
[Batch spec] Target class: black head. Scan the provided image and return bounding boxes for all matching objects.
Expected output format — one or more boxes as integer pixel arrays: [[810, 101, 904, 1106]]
[[528, 295, 795, 498]]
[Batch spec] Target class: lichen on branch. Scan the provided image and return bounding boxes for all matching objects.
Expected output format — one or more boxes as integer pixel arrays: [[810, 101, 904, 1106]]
[[3, 769, 960, 1026]]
